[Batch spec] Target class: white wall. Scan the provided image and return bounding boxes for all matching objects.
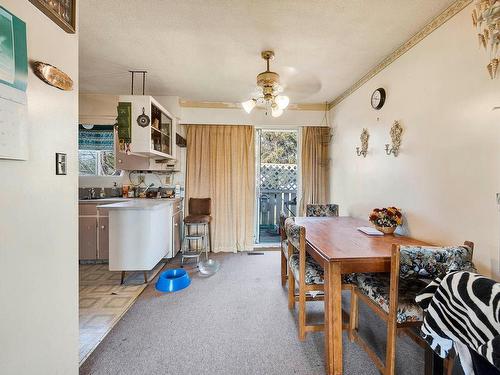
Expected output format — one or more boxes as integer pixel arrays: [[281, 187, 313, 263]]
[[329, 4, 500, 277], [0, 1, 79, 374], [181, 106, 326, 127]]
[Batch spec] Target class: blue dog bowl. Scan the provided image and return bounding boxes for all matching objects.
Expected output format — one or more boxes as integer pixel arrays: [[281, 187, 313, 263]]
[[156, 269, 191, 293]]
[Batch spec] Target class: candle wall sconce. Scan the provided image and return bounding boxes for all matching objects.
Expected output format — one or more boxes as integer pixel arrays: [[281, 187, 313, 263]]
[[385, 120, 403, 157], [356, 128, 369, 157]]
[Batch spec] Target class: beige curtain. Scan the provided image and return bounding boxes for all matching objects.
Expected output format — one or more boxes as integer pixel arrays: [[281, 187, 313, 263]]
[[299, 126, 330, 215], [185, 125, 255, 252]]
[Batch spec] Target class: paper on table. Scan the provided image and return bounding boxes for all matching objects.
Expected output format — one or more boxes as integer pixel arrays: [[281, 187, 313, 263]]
[[357, 226, 384, 236]]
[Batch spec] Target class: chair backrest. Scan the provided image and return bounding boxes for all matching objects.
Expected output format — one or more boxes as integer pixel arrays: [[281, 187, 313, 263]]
[[189, 198, 211, 215], [386, 242, 475, 328], [284, 217, 302, 250], [398, 242, 475, 280], [279, 211, 288, 241], [306, 204, 339, 217]]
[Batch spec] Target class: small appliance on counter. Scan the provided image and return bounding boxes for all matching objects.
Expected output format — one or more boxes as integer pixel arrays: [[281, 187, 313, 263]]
[[164, 188, 175, 198]]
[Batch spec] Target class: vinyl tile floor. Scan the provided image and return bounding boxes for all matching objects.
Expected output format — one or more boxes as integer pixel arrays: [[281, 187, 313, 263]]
[[79, 262, 165, 365]]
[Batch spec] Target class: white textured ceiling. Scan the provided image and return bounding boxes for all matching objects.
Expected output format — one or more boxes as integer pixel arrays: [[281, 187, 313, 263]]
[[79, 0, 456, 104]]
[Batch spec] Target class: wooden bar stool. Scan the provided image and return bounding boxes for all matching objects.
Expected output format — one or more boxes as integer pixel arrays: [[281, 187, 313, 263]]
[[181, 198, 212, 265]]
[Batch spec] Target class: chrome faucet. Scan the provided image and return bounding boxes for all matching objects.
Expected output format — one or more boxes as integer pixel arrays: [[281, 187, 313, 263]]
[[89, 188, 95, 199], [142, 183, 154, 196]]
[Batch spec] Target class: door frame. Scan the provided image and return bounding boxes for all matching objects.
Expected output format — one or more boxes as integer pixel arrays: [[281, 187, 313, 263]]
[[254, 128, 262, 244]]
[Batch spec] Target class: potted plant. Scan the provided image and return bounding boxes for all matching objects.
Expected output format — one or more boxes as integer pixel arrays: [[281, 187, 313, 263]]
[[369, 207, 403, 234]]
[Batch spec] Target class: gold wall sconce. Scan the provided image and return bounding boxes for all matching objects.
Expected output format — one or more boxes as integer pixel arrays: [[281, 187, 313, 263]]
[[356, 128, 369, 157], [385, 120, 403, 157]]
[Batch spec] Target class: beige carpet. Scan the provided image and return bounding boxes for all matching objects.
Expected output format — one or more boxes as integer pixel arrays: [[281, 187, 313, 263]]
[[80, 252, 463, 375]]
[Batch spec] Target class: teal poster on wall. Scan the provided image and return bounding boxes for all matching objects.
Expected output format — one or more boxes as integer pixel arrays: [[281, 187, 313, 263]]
[[0, 5, 27, 104], [0, 6, 28, 161]]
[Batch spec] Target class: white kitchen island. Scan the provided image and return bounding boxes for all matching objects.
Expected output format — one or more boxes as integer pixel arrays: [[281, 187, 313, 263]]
[[97, 198, 183, 280]]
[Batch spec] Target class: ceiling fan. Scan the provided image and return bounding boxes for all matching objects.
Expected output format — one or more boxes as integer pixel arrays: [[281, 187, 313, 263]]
[[241, 50, 290, 118]]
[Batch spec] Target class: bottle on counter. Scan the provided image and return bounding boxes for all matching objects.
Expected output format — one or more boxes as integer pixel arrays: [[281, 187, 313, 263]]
[[112, 182, 120, 197], [122, 185, 129, 198]]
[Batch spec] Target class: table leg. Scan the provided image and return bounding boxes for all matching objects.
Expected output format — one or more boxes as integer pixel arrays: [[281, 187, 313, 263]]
[[324, 261, 343, 375]]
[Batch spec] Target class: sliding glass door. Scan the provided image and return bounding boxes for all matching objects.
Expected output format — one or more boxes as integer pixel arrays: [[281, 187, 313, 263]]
[[255, 129, 298, 244]]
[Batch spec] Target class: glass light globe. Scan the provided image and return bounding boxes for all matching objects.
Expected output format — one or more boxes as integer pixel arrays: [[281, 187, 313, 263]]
[[275, 95, 289, 110], [241, 99, 256, 113]]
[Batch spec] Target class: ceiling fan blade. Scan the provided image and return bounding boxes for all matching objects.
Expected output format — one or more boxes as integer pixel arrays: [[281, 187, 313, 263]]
[[280, 66, 322, 101]]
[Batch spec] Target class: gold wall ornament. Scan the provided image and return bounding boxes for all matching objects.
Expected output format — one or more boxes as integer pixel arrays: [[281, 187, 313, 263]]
[[356, 128, 369, 157], [473, 0, 500, 79], [320, 127, 334, 145], [385, 121, 403, 157], [32, 62, 73, 91]]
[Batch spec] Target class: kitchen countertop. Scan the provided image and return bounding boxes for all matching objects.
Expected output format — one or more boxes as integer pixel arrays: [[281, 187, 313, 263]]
[[95, 197, 182, 211], [79, 197, 128, 203]]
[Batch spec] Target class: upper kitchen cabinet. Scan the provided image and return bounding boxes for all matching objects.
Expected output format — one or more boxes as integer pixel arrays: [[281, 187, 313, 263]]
[[117, 95, 177, 160]]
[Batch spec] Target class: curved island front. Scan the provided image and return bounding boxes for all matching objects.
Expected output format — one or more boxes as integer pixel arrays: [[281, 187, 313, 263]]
[[97, 198, 183, 275]]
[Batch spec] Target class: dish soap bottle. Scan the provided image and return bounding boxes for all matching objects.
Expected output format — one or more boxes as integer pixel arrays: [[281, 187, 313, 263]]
[[112, 182, 119, 197]]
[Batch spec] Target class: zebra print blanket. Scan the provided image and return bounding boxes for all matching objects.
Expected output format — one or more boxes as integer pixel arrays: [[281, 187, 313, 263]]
[[415, 271, 500, 371]]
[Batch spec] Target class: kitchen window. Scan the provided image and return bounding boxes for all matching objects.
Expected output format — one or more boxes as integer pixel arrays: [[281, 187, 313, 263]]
[[78, 125, 121, 176]]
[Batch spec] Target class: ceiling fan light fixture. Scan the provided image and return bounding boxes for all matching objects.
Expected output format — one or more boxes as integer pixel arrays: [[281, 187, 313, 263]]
[[275, 95, 289, 110], [242, 99, 256, 113], [243, 50, 290, 118], [271, 107, 283, 118]]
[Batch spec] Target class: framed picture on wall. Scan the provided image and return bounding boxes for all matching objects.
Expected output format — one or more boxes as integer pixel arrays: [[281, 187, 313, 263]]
[[29, 0, 76, 34]]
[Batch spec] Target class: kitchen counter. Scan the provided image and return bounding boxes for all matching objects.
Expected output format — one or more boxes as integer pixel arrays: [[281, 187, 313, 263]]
[[98, 197, 183, 272], [79, 197, 127, 203], [97, 198, 182, 211]]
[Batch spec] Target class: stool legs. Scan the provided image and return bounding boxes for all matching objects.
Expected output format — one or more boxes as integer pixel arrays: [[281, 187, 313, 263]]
[[208, 222, 213, 253], [181, 222, 208, 265]]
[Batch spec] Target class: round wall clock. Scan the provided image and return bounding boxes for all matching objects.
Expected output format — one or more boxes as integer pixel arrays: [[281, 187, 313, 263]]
[[371, 88, 386, 110]]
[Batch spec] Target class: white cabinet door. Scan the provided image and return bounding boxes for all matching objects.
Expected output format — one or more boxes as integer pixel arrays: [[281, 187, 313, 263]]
[[172, 210, 182, 257]]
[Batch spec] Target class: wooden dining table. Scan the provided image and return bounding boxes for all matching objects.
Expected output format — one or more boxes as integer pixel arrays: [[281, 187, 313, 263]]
[[294, 216, 433, 375]]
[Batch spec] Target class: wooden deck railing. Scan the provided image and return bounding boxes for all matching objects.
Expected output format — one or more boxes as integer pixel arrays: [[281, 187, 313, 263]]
[[259, 189, 297, 227]]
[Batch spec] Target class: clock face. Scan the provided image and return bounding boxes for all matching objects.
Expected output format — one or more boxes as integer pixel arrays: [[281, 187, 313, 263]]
[[371, 88, 386, 110]]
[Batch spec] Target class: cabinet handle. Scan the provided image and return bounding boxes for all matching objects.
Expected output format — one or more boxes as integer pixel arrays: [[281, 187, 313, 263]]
[[174, 223, 178, 227], [101, 225, 105, 229]]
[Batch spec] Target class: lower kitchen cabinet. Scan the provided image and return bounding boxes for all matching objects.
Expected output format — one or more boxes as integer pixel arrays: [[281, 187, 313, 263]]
[[172, 209, 182, 257], [79, 199, 183, 261], [79, 217, 97, 260], [98, 216, 109, 259], [79, 202, 110, 261]]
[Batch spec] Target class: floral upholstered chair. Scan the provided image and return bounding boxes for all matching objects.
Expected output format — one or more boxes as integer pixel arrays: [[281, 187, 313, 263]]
[[279, 211, 292, 287], [349, 242, 475, 375], [285, 217, 324, 340], [285, 217, 353, 341], [306, 204, 339, 217]]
